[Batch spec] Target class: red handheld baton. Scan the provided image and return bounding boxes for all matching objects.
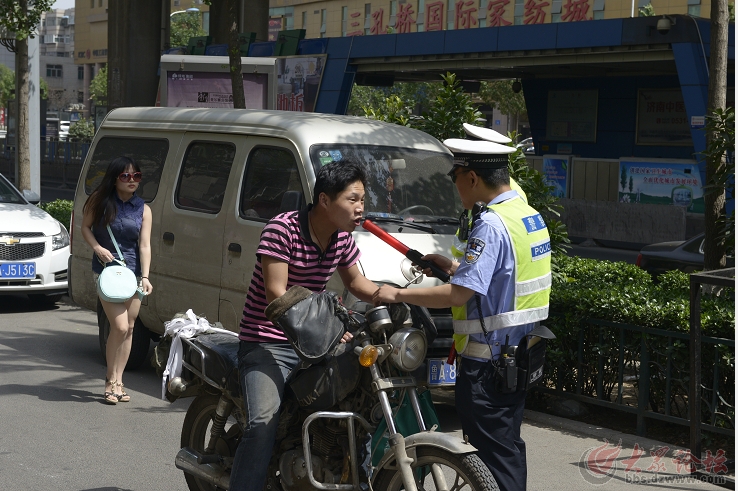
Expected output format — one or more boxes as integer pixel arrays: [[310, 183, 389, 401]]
[[362, 219, 450, 283]]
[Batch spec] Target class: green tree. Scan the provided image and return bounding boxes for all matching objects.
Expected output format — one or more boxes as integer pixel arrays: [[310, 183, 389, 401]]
[[419, 72, 483, 141], [169, 10, 206, 47], [638, 3, 655, 16], [68, 117, 94, 143], [362, 95, 414, 126], [620, 165, 627, 191], [0, 0, 54, 192], [0, 63, 14, 107], [628, 176, 633, 193], [348, 82, 441, 116], [89, 66, 107, 105], [478, 80, 527, 135], [702, 107, 735, 256]]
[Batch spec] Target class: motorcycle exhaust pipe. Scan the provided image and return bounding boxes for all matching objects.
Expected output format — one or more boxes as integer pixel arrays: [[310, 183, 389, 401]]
[[175, 447, 231, 490]]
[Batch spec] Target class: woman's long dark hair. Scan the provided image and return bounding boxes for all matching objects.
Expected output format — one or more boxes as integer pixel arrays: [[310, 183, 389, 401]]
[[83, 156, 140, 227]]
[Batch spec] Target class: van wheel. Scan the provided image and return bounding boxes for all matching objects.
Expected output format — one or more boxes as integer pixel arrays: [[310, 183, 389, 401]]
[[97, 300, 151, 371]]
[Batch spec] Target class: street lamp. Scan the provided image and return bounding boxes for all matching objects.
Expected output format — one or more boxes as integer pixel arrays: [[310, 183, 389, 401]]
[[171, 7, 200, 17]]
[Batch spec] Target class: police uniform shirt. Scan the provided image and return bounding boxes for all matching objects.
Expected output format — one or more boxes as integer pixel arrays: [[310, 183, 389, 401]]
[[450, 190, 535, 362]]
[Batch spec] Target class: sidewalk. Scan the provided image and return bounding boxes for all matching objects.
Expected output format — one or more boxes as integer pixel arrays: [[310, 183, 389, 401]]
[[434, 403, 733, 490]]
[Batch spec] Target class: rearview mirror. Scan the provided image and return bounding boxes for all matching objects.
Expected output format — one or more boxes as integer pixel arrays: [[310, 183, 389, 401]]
[[23, 190, 40, 204]]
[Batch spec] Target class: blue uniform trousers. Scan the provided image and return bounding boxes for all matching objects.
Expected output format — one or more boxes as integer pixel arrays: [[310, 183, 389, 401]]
[[456, 356, 528, 491]]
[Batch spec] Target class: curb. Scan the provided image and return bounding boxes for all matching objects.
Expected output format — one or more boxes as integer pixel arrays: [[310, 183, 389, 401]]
[[523, 408, 688, 452]]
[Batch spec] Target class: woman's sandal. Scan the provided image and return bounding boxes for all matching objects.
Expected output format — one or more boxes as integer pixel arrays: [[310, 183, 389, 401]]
[[115, 382, 130, 403], [103, 378, 118, 405]]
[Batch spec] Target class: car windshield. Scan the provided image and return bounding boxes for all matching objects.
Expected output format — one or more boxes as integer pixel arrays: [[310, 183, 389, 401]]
[[0, 175, 26, 204], [309, 144, 462, 226]]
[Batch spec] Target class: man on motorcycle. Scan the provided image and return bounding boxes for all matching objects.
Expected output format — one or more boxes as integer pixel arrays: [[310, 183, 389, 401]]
[[230, 161, 379, 491], [373, 139, 552, 491]]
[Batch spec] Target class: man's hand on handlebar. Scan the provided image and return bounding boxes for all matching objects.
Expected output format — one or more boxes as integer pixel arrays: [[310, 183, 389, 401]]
[[340, 331, 354, 343], [418, 254, 458, 278], [373, 285, 400, 305]]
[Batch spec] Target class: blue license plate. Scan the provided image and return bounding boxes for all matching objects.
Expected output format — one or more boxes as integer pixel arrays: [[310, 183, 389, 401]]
[[427, 358, 456, 386], [0, 262, 36, 279]]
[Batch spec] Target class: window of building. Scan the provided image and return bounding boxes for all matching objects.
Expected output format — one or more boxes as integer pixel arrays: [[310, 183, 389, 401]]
[[46, 64, 62, 78], [78, 66, 84, 80], [416, 0, 425, 31], [364, 3, 372, 35], [302, 10, 307, 29], [77, 91, 84, 103], [342, 7, 348, 36], [514, 0, 524, 25], [240, 147, 304, 221], [90, 0, 94, 9], [688, 5, 701, 16], [176, 141, 236, 213], [320, 8, 327, 38], [98, 0, 103, 7]]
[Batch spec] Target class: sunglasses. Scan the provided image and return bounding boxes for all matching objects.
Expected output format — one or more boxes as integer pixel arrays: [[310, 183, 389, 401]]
[[118, 172, 143, 182], [450, 168, 469, 184]]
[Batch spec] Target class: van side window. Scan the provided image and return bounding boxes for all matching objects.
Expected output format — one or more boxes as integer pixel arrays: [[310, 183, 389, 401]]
[[175, 141, 236, 213], [84, 137, 169, 201], [240, 147, 305, 221]]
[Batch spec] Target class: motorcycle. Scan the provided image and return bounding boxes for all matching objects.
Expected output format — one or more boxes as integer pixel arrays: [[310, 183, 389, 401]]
[[161, 285, 499, 491]]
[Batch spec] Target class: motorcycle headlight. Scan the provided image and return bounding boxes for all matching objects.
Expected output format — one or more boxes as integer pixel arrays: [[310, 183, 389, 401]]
[[388, 328, 427, 372], [52, 222, 70, 251]]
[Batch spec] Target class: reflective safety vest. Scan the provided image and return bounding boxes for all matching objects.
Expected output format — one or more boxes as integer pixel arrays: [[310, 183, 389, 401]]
[[451, 179, 527, 260], [451, 194, 551, 355]]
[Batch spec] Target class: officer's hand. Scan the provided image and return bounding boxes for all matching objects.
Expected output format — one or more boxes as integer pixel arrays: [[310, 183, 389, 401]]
[[373, 285, 400, 305], [340, 331, 354, 343], [419, 254, 457, 277]]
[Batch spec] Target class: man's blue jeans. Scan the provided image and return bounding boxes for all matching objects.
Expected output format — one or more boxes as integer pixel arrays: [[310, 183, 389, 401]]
[[229, 341, 300, 491]]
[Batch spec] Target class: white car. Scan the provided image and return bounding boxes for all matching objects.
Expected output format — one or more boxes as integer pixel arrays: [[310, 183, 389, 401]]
[[0, 173, 70, 305], [59, 121, 70, 141]]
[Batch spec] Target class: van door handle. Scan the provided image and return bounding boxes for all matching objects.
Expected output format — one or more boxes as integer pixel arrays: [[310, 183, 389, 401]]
[[163, 232, 175, 242], [228, 243, 241, 253]]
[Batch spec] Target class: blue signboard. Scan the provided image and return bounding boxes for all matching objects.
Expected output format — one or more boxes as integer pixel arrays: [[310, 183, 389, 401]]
[[542, 155, 571, 198], [618, 159, 703, 214]]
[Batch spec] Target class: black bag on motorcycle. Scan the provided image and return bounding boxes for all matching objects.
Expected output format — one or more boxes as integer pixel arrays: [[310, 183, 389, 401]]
[[265, 285, 348, 364]]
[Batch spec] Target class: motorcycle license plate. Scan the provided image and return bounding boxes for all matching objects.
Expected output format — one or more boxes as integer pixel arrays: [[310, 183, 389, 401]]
[[427, 358, 456, 386], [0, 262, 36, 279]]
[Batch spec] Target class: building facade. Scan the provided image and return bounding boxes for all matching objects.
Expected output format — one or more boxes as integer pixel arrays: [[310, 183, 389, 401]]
[[40, 8, 85, 114], [269, 0, 713, 39]]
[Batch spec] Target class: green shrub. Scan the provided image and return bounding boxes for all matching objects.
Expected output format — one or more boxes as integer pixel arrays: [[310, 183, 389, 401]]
[[38, 199, 73, 230], [544, 256, 734, 429]]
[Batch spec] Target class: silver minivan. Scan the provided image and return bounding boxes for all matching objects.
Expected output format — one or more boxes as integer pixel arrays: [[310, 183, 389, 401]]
[[69, 107, 462, 384]]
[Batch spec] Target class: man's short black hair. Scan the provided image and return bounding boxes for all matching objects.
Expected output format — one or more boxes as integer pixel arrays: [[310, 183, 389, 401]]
[[313, 160, 367, 203], [475, 167, 510, 189]]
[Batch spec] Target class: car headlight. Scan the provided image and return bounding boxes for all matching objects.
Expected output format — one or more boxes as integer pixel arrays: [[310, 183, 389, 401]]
[[52, 222, 70, 251], [387, 327, 427, 372]]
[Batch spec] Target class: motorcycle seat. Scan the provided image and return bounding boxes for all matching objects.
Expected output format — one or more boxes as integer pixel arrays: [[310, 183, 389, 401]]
[[188, 333, 241, 396]]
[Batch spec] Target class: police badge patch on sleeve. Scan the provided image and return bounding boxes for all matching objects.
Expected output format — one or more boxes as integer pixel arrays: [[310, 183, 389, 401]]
[[464, 237, 486, 264]]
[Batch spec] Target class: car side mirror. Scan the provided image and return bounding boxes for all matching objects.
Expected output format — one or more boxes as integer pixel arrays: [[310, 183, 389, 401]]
[[23, 190, 41, 204]]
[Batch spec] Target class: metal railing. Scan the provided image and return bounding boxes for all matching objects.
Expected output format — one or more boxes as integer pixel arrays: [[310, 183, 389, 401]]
[[0, 141, 89, 189], [538, 293, 734, 444]]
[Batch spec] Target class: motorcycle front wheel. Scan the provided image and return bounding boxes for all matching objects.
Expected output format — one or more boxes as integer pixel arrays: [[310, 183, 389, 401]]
[[181, 394, 241, 491], [372, 447, 500, 491]]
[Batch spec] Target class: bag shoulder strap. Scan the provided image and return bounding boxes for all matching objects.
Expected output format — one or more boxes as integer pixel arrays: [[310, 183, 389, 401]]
[[106, 225, 125, 264]]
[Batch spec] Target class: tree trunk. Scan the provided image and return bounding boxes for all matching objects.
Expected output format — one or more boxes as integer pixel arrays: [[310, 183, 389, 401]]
[[17, 35, 30, 192], [703, 0, 729, 270], [228, 0, 245, 109]]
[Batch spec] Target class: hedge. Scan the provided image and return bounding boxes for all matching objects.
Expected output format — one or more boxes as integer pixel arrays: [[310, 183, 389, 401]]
[[38, 199, 74, 231]]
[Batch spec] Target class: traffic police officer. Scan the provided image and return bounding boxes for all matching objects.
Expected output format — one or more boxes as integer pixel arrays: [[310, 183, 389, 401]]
[[373, 138, 552, 491]]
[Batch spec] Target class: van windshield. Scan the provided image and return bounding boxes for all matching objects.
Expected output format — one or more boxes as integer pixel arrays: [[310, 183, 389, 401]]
[[310, 145, 462, 232]]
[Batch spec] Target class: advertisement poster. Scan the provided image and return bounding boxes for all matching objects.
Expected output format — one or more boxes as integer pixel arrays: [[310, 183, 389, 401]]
[[635, 89, 692, 146], [618, 159, 703, 213], [166, 71, 268, 109], [543, 155, 571, 198], [277, 56, 325, 112]]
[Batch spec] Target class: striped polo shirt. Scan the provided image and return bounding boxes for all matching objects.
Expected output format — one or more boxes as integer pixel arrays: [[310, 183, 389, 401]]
[[239, 207, 361, 342]]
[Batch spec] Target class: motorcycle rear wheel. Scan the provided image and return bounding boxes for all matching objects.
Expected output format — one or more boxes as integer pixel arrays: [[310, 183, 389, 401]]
[[181, 394, 241, 491], [372, 447, 500, 491]]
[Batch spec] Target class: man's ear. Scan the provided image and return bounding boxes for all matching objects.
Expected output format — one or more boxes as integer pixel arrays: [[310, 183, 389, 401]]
[[319, 192, 329, 208]]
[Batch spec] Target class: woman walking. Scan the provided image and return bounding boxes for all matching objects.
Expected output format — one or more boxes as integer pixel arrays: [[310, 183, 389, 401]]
[[81, 156, 153, 404]]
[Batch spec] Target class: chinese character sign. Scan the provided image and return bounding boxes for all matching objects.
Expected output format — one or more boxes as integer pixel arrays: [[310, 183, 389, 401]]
[[636, 89, 692, 146], [524, 0, 549, 24], [455, 0, 478, 29], [370, 8, 386, 35], [425, 1, 446, 31], [277, 56, 326, 112], [347, 10, 364, 36], [618, 159, 704, 213], [394, 3, 417, 33], [487, 0, 512, 26], [543, 156, 571, 198], [561, 0, 591, 22]]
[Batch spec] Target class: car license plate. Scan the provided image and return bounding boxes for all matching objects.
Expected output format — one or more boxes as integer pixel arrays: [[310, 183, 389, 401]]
[[0, 262, 36, 279], [427, 358, 456, 386]]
